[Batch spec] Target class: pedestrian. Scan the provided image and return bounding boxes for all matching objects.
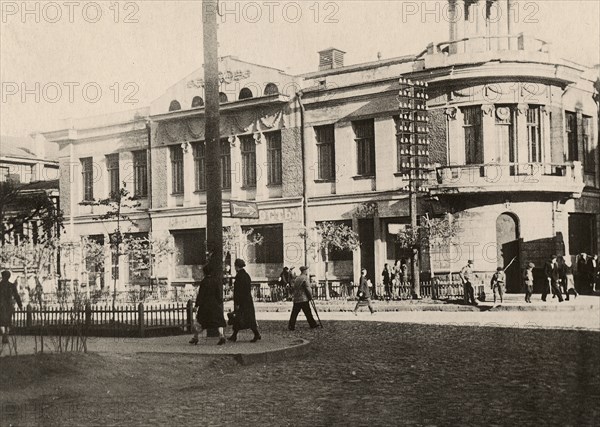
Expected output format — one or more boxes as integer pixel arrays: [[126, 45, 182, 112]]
[[228, 258, 261, 343], [588, 254, 598, 293], [593, 255, 600, 293], [382, 263, 391, 301], [523, 262, 534, 303], [0, 270, 23, 345], [459, 260, 478, 306], [279, 266, 291, 300], [353, 268, 375, 315], [576, 253, 588, 293], [562, 261, 578, 301], [288, 266, 318, 330], [490, 266, 506, 305], [189, 264, 226, 346], [542, 255, 563, 302]]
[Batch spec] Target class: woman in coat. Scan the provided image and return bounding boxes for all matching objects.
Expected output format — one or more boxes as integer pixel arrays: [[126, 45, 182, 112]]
[[189, 264, 226, 345], [228, 258, 261, 342], [1, 270, 23, 344]]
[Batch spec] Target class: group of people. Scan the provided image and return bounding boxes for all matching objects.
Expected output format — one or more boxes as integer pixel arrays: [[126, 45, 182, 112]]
[[190, 260, 320, 345], [381, 260, 409, 300]]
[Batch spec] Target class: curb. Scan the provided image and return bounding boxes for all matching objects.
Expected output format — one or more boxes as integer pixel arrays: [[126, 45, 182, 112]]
[[233, 338, 312, 366]]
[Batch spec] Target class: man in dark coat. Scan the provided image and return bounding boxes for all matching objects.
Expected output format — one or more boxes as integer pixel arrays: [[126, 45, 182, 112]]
[[228, 258, 261, 342], [288, 266, 318, 330], [1, 270, 23, 344], [353, 268, 375, 315], [542, 255, 563, 302], [189, 264, 226, 345]]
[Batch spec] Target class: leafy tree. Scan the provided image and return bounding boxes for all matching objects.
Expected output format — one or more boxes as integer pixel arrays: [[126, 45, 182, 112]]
[[396, 213, 461, 294], [0, 180, 63, 245], [222, 225, 263, 266], [80, 184, 140, 312], [124, 235, 174, 284], [301, 221, 360, 300]]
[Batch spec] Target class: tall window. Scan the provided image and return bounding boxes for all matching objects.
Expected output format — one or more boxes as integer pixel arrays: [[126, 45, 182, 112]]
[[106, 153, 120, 199], [526, 106, 542, 163], [566, 111, 578, 161], [221, 139, 231, 189], [266, 131, 282, 185], [193, 142, 206, 191], [172, 229, 206, 265], [0, 166, 9, 182], [583, 115, 594, 173], [463, 106, 483, 164], [353, 119, 375, 176], [133, 150, 148, 198], [240, 135, 256, 187], [81, 157, 94, 201], [170, 145, 184, 194], [495, 106, 516, 164], [315, 125, 335, 180]]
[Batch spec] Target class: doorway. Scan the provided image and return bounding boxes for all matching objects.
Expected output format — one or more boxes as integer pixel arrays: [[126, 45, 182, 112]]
[[496, 213, 521, 293]]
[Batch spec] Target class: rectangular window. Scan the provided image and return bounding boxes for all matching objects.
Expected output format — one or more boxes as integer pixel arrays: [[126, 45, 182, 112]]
[[315, 125, 335, 180], [566, 111, 578, 161], [172, 229, 206, 265], [463, 106, 483, 164], [353, 119, 375, 176], [81, 157, 94, 201], [242, 224, 283, 264], [85, 234, 105, 287], [193, 142, 206, 191], [240, 135, 256, 187], [170, 145, 184, 194], [221, 139, 232, 190], [266, 131, 282, 185], [318, 220, 354, 261], [583, 115, 594, 173], [133, 150, 148, 198], [526, 106, 542, 163], [495, 105, 516, 164], [106, 153, 120, 200]]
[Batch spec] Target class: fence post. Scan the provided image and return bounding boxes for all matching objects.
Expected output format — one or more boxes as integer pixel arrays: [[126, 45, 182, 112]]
[[138, 302, 145, 338], [186, 299, 193, 333], [85, 302, 92, 326], [26, 304, 32, 327]]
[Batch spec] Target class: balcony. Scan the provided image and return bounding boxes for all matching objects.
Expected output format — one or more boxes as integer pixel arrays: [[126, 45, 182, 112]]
[[431, 162, 584, 198]]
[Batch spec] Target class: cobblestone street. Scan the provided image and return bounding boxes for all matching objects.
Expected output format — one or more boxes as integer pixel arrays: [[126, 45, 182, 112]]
[[2, 318, 599, 426]]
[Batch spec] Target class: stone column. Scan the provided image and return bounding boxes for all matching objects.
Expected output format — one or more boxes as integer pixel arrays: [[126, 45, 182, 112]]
[[456, 0, 466, 53], [254, 132, 267, 201], [182, 142, 194, 207], [449, 0, 457, 41], [541, 106, 552, 174], [230, 136, 241, 200], [481, 104, 497, 163], [352, 217, 360, 284], [507, 0, 515, 49], [516, 104, 529, 174]]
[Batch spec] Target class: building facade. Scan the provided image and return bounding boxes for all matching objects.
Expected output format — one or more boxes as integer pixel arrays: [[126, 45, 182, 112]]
[[40, 0, 599, 294]]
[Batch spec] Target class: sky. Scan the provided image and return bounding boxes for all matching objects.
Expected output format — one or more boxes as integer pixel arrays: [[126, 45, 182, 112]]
[[1, 0, 599, 137]]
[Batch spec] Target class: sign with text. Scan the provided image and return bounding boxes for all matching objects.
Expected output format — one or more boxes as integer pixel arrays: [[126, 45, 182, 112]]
[[229, 200, 259, 219]]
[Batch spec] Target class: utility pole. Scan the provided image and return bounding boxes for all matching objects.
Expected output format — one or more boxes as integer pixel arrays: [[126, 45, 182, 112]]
[[203, 0, 223, 282], [397, 78, 430, 299]]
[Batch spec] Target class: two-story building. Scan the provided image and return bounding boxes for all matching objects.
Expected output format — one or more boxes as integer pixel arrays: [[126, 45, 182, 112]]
[[40, 0, 599, 294]]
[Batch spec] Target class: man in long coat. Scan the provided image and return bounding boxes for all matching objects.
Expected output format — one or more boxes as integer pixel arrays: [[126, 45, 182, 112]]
[[353, 268, 375, 315], [542, 255, 563, 302], [1, 270, 23, 344], [189, 264, 226, 345], [228, 258, 261, 342]]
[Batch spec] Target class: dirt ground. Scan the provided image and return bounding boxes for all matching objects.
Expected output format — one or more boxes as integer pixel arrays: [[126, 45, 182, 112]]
[[1, 320, 599, 426]]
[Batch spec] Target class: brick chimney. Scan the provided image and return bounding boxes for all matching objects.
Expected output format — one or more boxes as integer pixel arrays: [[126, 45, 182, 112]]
[[318, 48, 345, 71]]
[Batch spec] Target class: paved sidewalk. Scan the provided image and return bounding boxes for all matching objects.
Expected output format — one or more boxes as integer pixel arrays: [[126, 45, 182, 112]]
[[247, 294, 600, 313]]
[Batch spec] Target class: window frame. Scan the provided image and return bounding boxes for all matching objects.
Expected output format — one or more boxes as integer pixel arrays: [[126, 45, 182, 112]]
[[133, 150, 148, 198], [193, 141, 206, 192], [81, 157, 94, 201], [240, 135, 257, 188], [526, 106, 542, 163], [315, 125, 336, 181], [106, 153, 120, 200], [170, 145, 184, 195], [462, 106, 483, 165], [352, 119, 376, 177], [266, 131, 282, 185]]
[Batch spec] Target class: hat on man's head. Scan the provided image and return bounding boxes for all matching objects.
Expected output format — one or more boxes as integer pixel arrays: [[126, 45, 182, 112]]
[[496, 267, 503, 271], [300, 266, 309, 272], [528, 262, 535, 268], [468, 259, 474, 264]]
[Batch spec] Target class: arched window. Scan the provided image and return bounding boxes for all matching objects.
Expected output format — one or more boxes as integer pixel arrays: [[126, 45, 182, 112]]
[[168, 100, 181, 112], [239, 88, 254, 100], [219, 92, 228, 103], [264, 83, 279, 96], [191, 96, 204, 108]]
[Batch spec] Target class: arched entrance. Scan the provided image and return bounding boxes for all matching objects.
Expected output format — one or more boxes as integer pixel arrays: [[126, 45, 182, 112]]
[[496, 213, 521, 293]]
